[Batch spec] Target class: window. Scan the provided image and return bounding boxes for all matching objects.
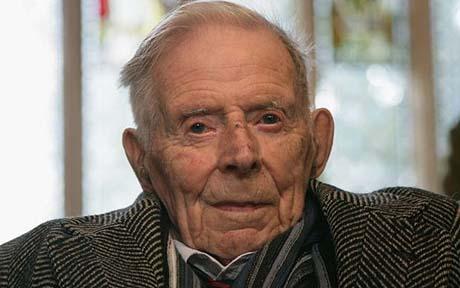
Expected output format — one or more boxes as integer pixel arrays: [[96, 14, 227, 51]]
[[314, 0, 416, 193], [81, 0, 167, 214], [432, 0, 460, 196], [0, 0, 62, 244]]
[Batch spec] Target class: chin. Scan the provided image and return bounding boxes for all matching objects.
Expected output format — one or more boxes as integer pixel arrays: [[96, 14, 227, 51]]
[[211, 228, 276, 260]]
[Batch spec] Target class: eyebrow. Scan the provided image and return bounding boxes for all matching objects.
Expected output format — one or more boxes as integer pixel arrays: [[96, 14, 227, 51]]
[[178, 100, 297, 121], [179, 107, 223, 121], [248, 100, 297, 118], [182, 108, 210, 118], [249, 101, 282, 111]]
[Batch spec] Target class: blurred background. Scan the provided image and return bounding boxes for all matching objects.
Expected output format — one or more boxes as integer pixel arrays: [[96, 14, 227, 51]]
[[1, 0, 459, 244]]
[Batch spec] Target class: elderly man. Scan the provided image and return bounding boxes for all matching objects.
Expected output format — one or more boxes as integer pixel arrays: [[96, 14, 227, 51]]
[[1, 1, 459, 287]]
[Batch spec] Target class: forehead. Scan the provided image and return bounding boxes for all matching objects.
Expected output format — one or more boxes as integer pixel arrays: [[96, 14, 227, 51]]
[[156, 24, 296, 113]]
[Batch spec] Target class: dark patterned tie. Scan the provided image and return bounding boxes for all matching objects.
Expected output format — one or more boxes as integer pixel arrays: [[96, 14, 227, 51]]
[[207, 279, 231, 288]]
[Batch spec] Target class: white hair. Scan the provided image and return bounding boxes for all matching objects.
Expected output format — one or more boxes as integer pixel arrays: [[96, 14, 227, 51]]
[[120, 0, 313, 145]]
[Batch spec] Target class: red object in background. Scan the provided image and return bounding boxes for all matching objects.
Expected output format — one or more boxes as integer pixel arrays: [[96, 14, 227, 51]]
[[99, 0, 109, 20], [98, 0, 109, 43]]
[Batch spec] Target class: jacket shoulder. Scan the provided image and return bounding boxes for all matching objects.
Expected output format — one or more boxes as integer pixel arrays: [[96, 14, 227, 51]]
[[53, 193, 162, 237], [315, 181, 460, 286], [0, 219, 62, 287], [316, 181, 459, 233], [0, 193, 162, 287]]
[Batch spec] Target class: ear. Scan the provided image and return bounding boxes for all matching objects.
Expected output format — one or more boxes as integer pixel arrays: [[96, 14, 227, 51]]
[[122, 128, 154, 192], [310, 108, 334, 178]]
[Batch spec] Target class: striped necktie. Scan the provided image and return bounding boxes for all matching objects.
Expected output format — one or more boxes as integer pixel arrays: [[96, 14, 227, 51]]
[[206, 279, 231, 288]]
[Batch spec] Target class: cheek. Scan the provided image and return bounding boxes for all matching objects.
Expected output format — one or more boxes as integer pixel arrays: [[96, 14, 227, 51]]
[[165, 147, 217, 196], [260, 133, 310, 190]]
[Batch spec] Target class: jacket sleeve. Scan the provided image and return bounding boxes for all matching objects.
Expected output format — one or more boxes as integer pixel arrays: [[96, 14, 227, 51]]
[[0, 221, 60, 288], [453, 206, 460, 276]]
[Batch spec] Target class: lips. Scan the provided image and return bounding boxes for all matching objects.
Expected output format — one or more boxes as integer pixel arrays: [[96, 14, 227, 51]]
[[212, 201, 270, 212]]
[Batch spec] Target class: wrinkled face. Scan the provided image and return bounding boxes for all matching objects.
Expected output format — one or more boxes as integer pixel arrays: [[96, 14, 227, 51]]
[[144, 25, 315, 263]]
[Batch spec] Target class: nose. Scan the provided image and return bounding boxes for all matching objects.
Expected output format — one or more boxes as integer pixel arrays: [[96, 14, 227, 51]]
[[217, 121, 261, 176]]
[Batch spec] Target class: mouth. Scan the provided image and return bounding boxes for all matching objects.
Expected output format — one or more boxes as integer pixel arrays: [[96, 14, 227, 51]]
[[211, 201, 270, 212]]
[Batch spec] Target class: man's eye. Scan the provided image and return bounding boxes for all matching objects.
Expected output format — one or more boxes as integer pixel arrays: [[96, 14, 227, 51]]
[[190, 122, 207, 134], [261, 113, 280, 124]]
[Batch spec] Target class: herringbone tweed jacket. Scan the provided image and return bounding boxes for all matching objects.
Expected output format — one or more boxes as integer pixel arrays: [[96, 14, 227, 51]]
[[1, 181, 459, 288]]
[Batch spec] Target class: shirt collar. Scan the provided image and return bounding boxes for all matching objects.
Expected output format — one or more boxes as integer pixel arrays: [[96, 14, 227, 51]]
[[173, 239, 255, 281]]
